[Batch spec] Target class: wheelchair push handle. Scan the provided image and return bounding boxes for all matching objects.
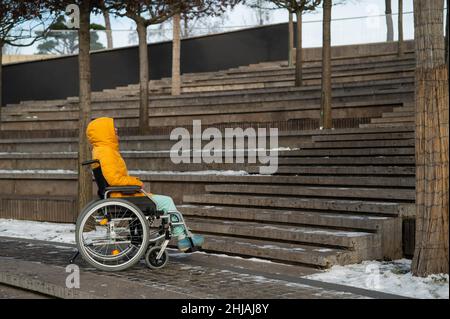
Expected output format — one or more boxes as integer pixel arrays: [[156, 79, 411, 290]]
[[81, 159, 100, 166]]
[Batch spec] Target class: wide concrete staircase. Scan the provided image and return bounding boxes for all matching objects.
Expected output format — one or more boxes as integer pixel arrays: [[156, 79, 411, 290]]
[[2, 46, 415, 136], [179, 126, 415, 267], [1, 42, 416, 268]]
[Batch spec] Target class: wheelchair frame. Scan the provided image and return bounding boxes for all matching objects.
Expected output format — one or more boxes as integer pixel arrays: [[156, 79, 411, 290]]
[[70, 159, 197, 271]]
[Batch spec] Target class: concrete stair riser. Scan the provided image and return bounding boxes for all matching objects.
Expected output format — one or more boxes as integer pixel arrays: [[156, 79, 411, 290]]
[[371, 117, 415, 124], [0, 156, 414, 176], [4, 77, 415, 112], [258, 166, 415, 176], [120, 70, 415, 94], [0, 156, 247, 171], [97, 59, 416, 93], [3, 98, 410, 118], [181, 206, 402, 261], [179, 205, 389, 231], [1, 174, 415, 200], [185, 217, 378, 251], [4, 81, 415, 115], [204, 184, 415, 201], [277, 156, 415, 165], [0, 126, 414, 152], [382, 112, 414, 118], [183, 194, 414, 216], [360, 123, 414, 128], [197, 235, 356, 267], [312, 132, 414, 142], [4, 100, 402, 122], [279, 147, 414, 157]]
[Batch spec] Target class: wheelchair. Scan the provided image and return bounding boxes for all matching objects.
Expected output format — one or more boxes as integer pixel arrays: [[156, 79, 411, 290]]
[[70, 159, 196, 272]]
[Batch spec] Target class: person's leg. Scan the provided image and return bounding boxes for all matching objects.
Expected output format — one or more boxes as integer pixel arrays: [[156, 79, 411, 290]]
[[150, 194, 177, 212], [150, 194, 204, 251], [150, 194, 185, 237]]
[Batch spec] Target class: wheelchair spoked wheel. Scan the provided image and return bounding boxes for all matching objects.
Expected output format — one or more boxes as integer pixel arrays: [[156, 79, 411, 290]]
[[145, 246, 169, 270], [76, 199, 149, 272]]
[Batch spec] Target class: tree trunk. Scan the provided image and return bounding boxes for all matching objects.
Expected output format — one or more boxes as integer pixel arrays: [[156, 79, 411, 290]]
[[102, 9, 113, 49], [288, 12, 294, 67], [412, 0, 449, 277], [321, 0, 332, 129], [295, 10, 303, 87], [172, 13, 181, 96], [77, 1, 93, 217], [446, 0, 449, 66], [398, 0, 404, 56], [137, 21, 149, 134], [385, 0, 394, 41], [183, 14, 189, 38], [0, 43, 3, 125], [257, 0, 264, 25]]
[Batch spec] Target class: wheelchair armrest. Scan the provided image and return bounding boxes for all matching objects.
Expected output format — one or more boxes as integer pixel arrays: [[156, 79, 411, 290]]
[[82, 159, 100, 166], [105, 186, 142, 195]]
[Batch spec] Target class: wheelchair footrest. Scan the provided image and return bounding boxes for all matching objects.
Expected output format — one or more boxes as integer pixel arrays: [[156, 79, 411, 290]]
[[184, 246, 201, 253]]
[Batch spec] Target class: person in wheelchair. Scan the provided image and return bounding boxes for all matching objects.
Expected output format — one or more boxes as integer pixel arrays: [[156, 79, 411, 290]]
[[86, 117, 204, 252]]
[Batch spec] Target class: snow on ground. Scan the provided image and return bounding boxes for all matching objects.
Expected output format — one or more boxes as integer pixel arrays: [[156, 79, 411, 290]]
[[0, 219, 75, 244], [305, 259, 449, 299]]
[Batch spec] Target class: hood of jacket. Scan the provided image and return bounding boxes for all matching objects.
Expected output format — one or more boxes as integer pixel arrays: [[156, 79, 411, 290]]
[[86, 117, 119, 150]]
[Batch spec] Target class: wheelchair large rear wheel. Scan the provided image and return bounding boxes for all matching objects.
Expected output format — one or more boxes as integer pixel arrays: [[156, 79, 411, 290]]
[[76, 199, 149, 272]]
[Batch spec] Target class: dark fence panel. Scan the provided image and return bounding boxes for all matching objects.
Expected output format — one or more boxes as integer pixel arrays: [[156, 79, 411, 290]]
[[2, 23, 289, 106]]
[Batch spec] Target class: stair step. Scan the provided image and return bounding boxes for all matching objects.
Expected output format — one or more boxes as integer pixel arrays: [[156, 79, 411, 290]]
[[186, 217, 375, 250], [52, 79, 416, 107], [7, 84, 412, 114], [140, 174, 415, 188], [196, 234, 355, 267], [360, 123, 414, 128], [306, 139, 414, 149], [312, 132, 414, 142], [2, 98, 397, 119], [204, 184, 415, 201], [307, 126, 415, 136], [183, 194, 414, 216], [382, 112, 414, 118], [279, 147, 414, 157], [278, 156, 415, 165], [227, 55, 414, 75], [0, 170, 415, 188], [371, 117, 415, 124], [249, 165, 415, 176], [393, 106, 414, 112], [179, 205, 391, 230], [146, 68, 414, 91]]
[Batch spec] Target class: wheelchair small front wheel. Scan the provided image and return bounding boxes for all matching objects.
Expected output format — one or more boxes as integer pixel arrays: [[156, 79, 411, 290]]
[[145, 246, 169, 269]]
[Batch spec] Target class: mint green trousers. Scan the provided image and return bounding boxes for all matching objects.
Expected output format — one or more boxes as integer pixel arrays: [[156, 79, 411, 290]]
[[150, 194, 186, 237]]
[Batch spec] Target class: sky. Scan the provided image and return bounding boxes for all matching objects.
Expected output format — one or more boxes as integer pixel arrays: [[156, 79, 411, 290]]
[[5, 0, 447, 55], [88, 0, 416, 47]]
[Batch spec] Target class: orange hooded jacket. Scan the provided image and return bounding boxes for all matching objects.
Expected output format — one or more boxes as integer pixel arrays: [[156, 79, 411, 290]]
[[86, 117, 145, 197]]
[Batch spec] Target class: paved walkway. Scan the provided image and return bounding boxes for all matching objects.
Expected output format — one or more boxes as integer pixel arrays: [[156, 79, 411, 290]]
[[0, 236, 406, 299], [0, 284, 49, 299]]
